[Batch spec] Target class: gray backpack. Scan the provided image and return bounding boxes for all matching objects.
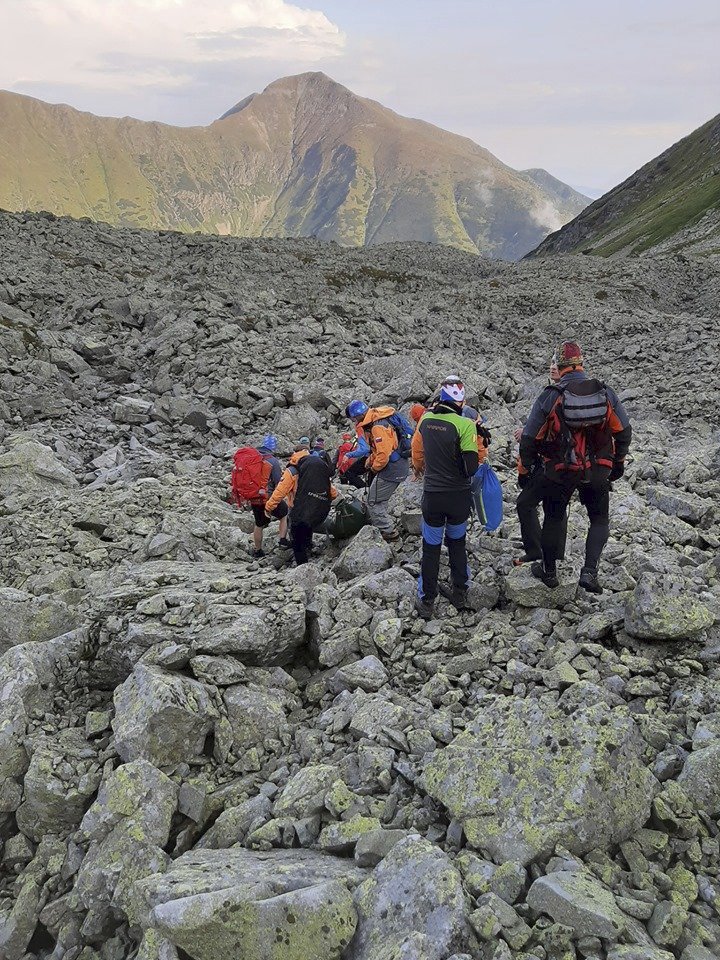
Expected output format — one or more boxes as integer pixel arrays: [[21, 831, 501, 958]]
[[559, 378, 609, 429]]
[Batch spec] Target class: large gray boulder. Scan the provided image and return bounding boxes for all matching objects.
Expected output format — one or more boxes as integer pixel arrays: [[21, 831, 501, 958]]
[[15, 729, 102, 841], [421, 697, 657, 865], [131, 848, 364, 960], [625, 574, 715, 641], [678, 743, 720, 815], [0, 435, 77, 498], [333, 526, 394, 581], [348, 835, 474, 960], [223, 684, 289, 752], [274, 764, 339, 818], [527, 870, 631, 940], [75, 759, 178, 914], [504, 565, 577, 608], [194, 595, 307, 666], [112, 665, 215, 767], [0, 588, 78, 655]]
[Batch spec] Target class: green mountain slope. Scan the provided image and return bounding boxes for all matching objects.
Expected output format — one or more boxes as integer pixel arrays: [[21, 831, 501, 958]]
[[530, 113, 720, 258], [0, 72, 588, 259]]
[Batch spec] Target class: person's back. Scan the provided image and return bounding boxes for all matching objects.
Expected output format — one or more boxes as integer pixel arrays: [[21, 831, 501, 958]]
[[519, 341, 631, 593], [416, 403, 477, 492], [346, 401, 408, 541], [241, 435, 289, 558], [411, 377, 479, 618]]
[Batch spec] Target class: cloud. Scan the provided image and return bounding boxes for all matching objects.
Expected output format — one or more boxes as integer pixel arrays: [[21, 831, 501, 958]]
[[3, 0, 345, 100]]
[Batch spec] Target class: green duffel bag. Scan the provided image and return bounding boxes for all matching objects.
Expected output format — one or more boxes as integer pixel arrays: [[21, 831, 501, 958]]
[[330, 498, 369, 539]]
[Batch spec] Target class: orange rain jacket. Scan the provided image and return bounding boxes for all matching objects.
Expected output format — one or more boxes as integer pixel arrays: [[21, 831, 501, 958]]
[[358, 406, 401, 474]]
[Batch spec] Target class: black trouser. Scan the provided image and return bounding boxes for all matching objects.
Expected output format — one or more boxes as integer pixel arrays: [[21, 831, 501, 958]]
[[290, 521, 314, 565], [339, 458, 367, 489], [419, 489, 472, 604], [517, 467, 567, 562], [542, 478, 610, 573]]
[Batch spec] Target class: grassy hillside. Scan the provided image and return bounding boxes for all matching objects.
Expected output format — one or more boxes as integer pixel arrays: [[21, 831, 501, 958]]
[[0, 73, 588, 259], [530, 113, 720, 258]]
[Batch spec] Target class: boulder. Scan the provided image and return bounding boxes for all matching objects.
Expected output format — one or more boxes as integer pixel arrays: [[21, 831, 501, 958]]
[[646, 484, 714, 526], [625, 574, 715, 641], [334, 656, 389, 693], [74, 760, 178, 914], [333, 526, 394, 581], [112, 665, 215, 767], [504, 565, 577, 608], [194, 593, 307, 667], [0, 588, 78, 654], [273, 403, 323, 441], [348, 835, 474, 959], [678, 744, 720, 815], [0, 435, 77, 498], [131, 848, 364, 960], [15, 729, 101, 841], [421, 697, 657, 865], [223, 684, 288, 752], [274, 764, 339, 819], [527, 870, 630, 940]]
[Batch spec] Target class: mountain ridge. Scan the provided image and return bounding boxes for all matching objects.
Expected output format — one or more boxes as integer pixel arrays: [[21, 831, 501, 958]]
[[529, 112, 720, 258], [0, 71, 588, 259]]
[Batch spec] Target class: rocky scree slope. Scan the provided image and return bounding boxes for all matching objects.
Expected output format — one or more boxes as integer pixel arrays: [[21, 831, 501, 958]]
[[0, 208, 719, 960], [531, 112, 720, 258], [0, 72, 588, 259]]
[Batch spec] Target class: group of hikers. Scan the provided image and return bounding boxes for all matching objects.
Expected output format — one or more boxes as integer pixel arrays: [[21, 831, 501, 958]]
[[232, 340, 632, 618]]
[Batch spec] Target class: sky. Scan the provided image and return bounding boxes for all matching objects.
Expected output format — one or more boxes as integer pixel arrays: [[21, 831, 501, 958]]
[[1, 0, 718, 196]]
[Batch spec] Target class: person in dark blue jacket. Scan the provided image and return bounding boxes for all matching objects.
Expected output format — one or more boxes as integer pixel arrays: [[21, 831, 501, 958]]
[[518, 341, 632, 594]]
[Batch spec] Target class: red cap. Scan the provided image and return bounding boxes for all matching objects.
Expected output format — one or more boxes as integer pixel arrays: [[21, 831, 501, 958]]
[[410, 403, 426, 423], [554, 340, 583, 370]]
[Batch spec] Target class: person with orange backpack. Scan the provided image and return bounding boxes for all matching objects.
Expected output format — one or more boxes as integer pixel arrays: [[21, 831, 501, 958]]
[[231, 435, 290, 559], [265, 440, 337, 565], [518, 340, 632, 594], [345, 400, 412, 542]]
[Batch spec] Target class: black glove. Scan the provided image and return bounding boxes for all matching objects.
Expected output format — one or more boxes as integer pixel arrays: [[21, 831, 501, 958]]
[[517, 472, 531, 489], [609, 461, 625, 482], [477, 425, 492, 448]]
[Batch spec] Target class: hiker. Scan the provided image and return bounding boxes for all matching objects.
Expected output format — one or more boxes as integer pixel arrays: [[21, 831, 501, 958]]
[[334, 431, 367, 489], [345, 400, 411, 542], [264, 440, 336, 565], [519, 340, 632, 593], [311, 437, 333, 470], [514, 357, 568, 566], [231, 435, 290, 559], [411, 376, 479, 618]]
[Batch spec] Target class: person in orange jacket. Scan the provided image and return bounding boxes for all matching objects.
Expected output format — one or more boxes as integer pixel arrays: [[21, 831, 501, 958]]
[[265, 442, 337, 564], [345, 400, 409, 542]]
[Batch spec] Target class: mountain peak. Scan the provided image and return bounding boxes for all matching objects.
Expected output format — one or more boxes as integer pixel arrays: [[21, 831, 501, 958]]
[[219, 72, 355, 121], [0, 74, 589, 259]]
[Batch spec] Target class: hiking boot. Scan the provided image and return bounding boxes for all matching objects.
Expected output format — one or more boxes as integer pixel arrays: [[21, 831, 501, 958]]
[[278, 537, 292, 549], [382, 529, 400, 542], [414, 597, 435, 620], [530, 561, 559, 589], [449, 586, 469, 611], [252, 548, 265, 559], [579, 567, 603, 594]]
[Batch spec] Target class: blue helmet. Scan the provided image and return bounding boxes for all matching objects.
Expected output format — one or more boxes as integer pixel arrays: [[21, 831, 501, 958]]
[[346, 400, 369, 420], [260, 434, 277, 452]]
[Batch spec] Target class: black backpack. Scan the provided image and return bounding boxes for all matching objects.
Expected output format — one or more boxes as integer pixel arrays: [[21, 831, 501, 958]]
[[291, 456, 333, 528]]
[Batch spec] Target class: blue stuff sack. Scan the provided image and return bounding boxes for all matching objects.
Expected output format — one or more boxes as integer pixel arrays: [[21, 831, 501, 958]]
[[472, 463, 503, 532]]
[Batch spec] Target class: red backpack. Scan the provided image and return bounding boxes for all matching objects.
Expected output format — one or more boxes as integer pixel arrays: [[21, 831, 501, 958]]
[[231, 448, 273, 507]]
